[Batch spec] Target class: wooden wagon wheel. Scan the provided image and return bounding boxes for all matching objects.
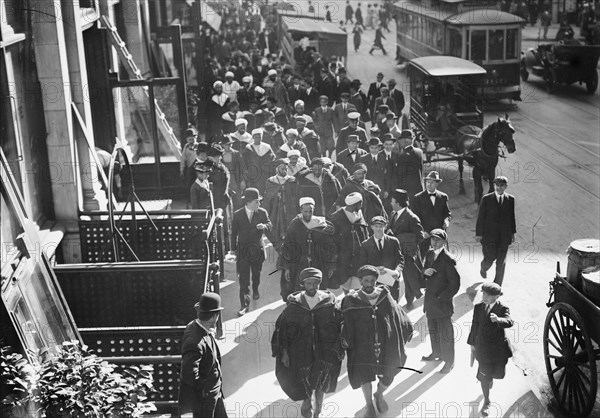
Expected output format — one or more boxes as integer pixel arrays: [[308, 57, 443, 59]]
[[544, 302, 598, 417]]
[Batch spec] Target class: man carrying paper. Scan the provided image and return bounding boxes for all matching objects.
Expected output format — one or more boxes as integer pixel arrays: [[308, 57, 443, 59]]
[[358, 216, 405, 302]]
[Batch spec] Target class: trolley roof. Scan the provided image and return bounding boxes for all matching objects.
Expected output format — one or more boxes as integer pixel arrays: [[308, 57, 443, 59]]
[[281, 17, 347, 35], [409, 56, 487, 77], [445, 9, 525, 25]]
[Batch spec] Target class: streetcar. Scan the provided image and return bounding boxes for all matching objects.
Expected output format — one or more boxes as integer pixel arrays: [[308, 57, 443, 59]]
[[393, 0, 525, 102]]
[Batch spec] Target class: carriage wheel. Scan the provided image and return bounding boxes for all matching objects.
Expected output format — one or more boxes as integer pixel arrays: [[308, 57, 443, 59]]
[[544, 302, 597, 417], [586, 71, 598, 94], [544, 69, 556, 93]]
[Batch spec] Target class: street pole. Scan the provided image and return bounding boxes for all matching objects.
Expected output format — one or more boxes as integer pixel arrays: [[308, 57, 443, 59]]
[[191, 0, 206, 135]]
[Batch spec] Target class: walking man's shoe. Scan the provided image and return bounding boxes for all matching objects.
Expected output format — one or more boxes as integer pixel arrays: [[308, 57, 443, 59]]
[[439, 362, 454, 373], [422, 353, 441, 361]]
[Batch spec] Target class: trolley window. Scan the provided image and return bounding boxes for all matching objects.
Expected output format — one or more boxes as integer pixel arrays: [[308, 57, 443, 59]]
[[489, 30, 504, 60], [471, 30, 487, 61], [447, 27, 463, 57], [506, 28, 518, 59]]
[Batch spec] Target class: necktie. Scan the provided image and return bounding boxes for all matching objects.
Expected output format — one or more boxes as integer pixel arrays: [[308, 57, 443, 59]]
[[485, 304, 491, 315], [498, 196, 503, 205], [426, 250, 435, 268], [249, 211, 254, 223], [377, 239, 382, 252]]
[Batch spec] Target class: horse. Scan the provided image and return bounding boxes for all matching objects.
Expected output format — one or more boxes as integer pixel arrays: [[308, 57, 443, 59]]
[[455, 115, 516, 203]]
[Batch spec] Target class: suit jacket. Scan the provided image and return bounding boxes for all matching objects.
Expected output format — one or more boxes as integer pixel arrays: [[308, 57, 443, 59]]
[[287, 86, 306, 108], [367, 81, 386, 109], [389, 89, 406, 114], [467, 301, 514, 363], [422, 248, 460, 319], [360, 152, 387, 191], [396, 146, 424, 200], [387, 208, 425, 258], [312, 106, 335, 139], [304, 87, 320, 115], [380, 150, 400, 194], [332, 103, 357, 133], [411, 189, 451, 233], [476, 193, 516, 248], [231, 206, 272, 263], [336, 125, 368, 155], [337, 148, 368, 173], [358, 235, 404, 271], [371, 96, 398, 124], [178, 321, 223, 413]]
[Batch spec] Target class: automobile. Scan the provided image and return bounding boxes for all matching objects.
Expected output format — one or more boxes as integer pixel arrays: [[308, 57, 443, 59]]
[[520, 40, 600, 94]]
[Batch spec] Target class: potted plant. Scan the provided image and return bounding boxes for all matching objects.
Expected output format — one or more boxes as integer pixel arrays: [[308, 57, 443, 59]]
[[2, 341, 156, 417], [0, 346, 36, 418]]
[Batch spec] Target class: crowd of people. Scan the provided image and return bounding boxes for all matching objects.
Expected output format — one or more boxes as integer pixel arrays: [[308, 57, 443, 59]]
[[177, 2, 519, 417]]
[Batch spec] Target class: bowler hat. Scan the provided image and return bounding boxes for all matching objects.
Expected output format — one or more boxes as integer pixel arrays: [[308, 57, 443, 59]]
[[242, 188, 262, 201], [399, 129, 414, 139], [386, 112, 397, 120], [429, 228, 447, 241], [194, 292, 224, 312], [482, 282, 503, 296], [424, 171, 442, 182], [382, 133, 395, 143], [299, 267, 323, 282], [357, 265, 379, 279], [368, 137, 382, 147], [392, 189, 408, 203]]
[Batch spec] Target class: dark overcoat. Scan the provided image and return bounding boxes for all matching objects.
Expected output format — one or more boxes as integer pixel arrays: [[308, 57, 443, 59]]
[[296, 170, 340, 217], [467, 301, 514, 363], [179, 321, 224, 414], [272, 291, 343, 400], [341, 286, 411, 389], [329, 208, 370, 286], [208, 163, 232, 210], [422, 248, 460, 319], [263, 176, 299, 250], [476, 193, 516, 248], [396, 146, 424, 200]]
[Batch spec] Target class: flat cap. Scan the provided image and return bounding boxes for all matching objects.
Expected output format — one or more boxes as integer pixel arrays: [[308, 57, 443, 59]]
[[311, 157, 326, 166], [345, 192, 363, 205], [347, 134, 359, 142], [299, 197, 315, 206], [350, 163, 368, 174], [429, 228, 447, 241], [319, 95, 329, 101], [370, 215, 387, 225], [300, 267, 323, 281], [481, 282, 503, 296], [357, 265, 379, 278]]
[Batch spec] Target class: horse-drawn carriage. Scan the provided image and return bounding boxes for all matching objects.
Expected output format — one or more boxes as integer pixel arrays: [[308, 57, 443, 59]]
[[408, 56, 517, 202], [544, 239, 600, 417], [521, 42, 600, 94]]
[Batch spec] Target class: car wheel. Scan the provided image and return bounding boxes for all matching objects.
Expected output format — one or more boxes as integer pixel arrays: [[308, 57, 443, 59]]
[[586, 71, 598, 94]]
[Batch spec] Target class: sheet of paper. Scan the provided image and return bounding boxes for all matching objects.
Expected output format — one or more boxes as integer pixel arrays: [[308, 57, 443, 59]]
[[377, 271, 397, 286]]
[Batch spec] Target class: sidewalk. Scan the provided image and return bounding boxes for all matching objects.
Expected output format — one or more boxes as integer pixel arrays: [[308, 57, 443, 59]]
[[521, 22, 585, 41]]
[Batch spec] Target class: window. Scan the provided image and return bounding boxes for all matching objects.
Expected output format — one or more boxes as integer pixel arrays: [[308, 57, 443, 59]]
[[432, 22, 442, 50], [506, 28, 518, 59], [471, 30, 487, 62], [488, 30, 504, 60], [447, 28, 463, 57]]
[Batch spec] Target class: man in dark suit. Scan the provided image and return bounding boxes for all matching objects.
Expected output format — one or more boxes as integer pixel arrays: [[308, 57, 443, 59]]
[[411, 171, 451, 257], [395, 130, 424, 201], [287, 76, 306, 114], [336, 135, 368, 174], [231, 188, 272, 316], [467, 283, 514, 417], [336, 112, 368, 156], [332, 92, 357, 135], [359, 216, 404, 301], [387, 79, 406, 116], [421, 229, 460, 374], [359, 137, 386, 194], [387, 189, 426, 309], [476, 176, 516, 286], [371, 87, 398, 125], [367, 72, 386, 118], [313, 95, 336, 157], [179, 293, 227, 418]]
